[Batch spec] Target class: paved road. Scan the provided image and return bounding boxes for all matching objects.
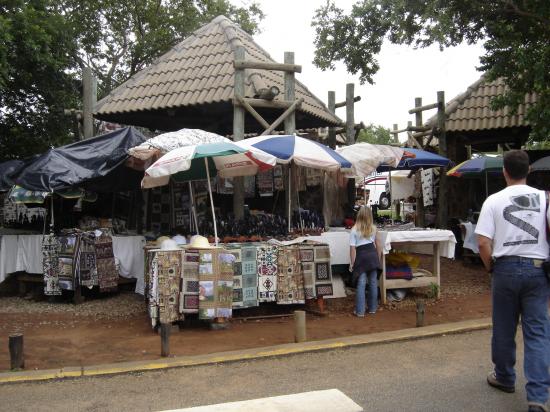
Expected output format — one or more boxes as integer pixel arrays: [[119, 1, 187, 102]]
[[0, 329, 534, 411]]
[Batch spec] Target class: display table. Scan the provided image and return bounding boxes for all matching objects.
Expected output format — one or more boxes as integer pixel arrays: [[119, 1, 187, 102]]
[[0, 234, 146, 294], [376, 229, 456, 304]]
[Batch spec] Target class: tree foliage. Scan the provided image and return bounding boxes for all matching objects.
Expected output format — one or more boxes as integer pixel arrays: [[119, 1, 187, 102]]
[[357, 124, 393, 145], [0, 0, 264, 160], [312, 0, 550, 142]]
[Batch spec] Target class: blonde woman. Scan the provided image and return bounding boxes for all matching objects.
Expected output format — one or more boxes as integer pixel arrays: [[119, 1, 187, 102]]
[[349, 206, 382, 316]]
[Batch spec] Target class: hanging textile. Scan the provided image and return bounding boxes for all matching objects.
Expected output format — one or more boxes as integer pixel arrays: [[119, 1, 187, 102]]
[[244, 175, 256, 198], [227, 248, 243, 308], [299, 245, 316, 299], [180, 249, 200, 314], [276, 245, 305, 304], [198, 249, 234, 319], [95, 233, 118, 292], [146, 250, 160, 327], [421, 169, 435, 207], [306, 168, 323, 187], [156, 250, 183, 324], [257, 245, 278, 302], [257, 169, 274, 197], [43, 234, 61, 296], [313, 244, 334, 297], [273, 165, 284, 191], [241, 245, 259, 307], [74, 233, 97, 288], [57, 235, 77, 290]]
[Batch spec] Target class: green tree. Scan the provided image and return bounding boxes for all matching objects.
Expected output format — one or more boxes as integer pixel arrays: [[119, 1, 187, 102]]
[[62, 0, 264, 97], [0, 0, 264, 160], [312, 0, 550, 143], [357, 124, 393, 145], [0, 0, 80, 159]]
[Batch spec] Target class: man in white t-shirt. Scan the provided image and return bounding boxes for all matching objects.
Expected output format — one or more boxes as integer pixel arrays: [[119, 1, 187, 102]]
[[476, 150, 550, 412]]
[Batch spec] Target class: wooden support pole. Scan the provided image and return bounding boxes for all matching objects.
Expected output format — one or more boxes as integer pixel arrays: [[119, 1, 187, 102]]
[[9, 333, 24, 370], [260, 98, 303, 136], [414, 98, 425, 228], [294, 310, 306, 343], [436, 91, 448, 229], [391, 124, 399, 143], [346, 83, 355, 145], [233, 46, 246, 220], [160, 323, 170, 357], [408, 102, 438, 114], [82, 66, 97, 140], [466, 145, 472, 159], [335, 95, 361, 108], [416, 299, 425, 327], [234, 60, 302, 73], [327, 91, 336, 149], [237, 98, 293, 110], [284, 52, 296, 135], [235, 94, 270, 129]]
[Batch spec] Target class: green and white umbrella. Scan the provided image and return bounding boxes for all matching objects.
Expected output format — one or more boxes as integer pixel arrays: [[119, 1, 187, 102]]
[[142, 141, 276, 245]]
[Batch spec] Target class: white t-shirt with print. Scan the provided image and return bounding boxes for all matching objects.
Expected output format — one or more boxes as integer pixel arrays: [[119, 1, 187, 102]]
[[475, 184, 549, 259]]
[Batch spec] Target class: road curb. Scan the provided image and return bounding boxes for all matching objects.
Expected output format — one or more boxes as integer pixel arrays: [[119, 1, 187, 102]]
[[0, 317, 491, 384]]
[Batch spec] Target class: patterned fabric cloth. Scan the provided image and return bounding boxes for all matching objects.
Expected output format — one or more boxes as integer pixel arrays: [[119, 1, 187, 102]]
[[299, 245, 316, 299], [57, 235, 77, 290], [156, 250, 183, 324], [306, 168, 323, 187], [43, 234, 61, 296], [146, 250, 160, 327], [241, 245, 259, 307], [277, 245, 305, 304], [313, 244, 334, 297], [198, 249, 234, 319], [257, 245, 278, 302], [273, 165, 284, 191], [227, 248, 243, 308], [74, 233, 97, 288], [180, 249, 200, 314], [95, 234, 118, 292], [257, 169, 274, 197]]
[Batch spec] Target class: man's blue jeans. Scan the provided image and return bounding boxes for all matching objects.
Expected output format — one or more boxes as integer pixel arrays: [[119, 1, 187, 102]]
[[492, 258, 550, 404], [355, 270, 378, 315]]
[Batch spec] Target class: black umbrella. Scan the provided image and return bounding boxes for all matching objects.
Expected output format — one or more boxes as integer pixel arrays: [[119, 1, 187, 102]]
[[530, 156, 550, 172], [0, 159, 26, 191]]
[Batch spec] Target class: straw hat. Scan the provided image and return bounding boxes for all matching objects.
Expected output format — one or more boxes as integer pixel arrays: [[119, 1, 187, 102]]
[[156, 236, 171, 246], [160, 239, 179, 251], [186, 235, 220, 249]]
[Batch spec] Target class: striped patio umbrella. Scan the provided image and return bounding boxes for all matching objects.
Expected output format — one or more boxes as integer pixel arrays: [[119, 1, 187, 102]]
[[447, 156, 503, 177]]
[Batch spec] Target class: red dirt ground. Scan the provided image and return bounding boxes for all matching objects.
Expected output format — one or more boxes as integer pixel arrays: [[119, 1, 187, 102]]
[[0, 256, 492, 371]]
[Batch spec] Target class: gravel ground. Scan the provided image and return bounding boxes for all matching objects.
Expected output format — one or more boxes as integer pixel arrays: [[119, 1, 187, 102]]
[[0, 292, 145, 319]]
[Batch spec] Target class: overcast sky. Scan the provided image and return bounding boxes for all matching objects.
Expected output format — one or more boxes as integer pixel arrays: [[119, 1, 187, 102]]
[[249, 0, 486, 138]]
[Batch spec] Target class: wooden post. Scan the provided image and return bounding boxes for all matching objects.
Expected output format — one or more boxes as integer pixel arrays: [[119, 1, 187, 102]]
[[416, 299, 425, 327], [82, 66, 97, 140], [294, 310, 306, 343], [233, 46, 246, 220], [392, 123, 399, 143], [160, 323, 170, 357], [436, 91, 448, 229], [346, 83, 355, 145], [9, 333, 24, 370], [414, 98, 425, 228], [284, 52, 296, 134], [284, 52, 298, 221], [327, 91, 336, 149]]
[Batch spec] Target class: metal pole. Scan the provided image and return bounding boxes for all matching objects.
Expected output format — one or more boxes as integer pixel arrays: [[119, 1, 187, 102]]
[[204, 158, 218, 246], [188, 181, 199, 234]]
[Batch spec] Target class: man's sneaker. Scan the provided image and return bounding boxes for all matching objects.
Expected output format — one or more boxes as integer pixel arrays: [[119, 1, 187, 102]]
[[487, 372, 515, 393], [527, 402, 548, 412]]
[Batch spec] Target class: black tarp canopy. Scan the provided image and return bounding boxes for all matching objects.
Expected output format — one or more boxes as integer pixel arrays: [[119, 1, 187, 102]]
[[0, 159, 27, 192], [14, 127, 147, 192]]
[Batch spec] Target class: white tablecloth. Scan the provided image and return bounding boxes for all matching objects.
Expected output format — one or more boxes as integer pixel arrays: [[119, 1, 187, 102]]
[[376, 229, 456, 258], [0, 234, 146, 294]]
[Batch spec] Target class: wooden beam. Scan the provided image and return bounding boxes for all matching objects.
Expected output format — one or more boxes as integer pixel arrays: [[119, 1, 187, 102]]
[[408, 102, 439, 114], [261, 98, 303, 136], [239, 98, 293, 109], [235, 94, 270, 129], [436, 90, 448, 228], [335, 96, 361, 108], [346, 83, 355, 145], [414, 97, 425, 228], [327, 91, 336, 149], [82, 67, 97, 140], [232, 46, 246, 220], [234, 60, 302, 73], [413, 130, 433, 139], [284, 52, 296, 135]]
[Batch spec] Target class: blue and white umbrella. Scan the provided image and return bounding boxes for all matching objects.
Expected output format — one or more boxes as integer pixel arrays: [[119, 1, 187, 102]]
[[234, 135, 352, 171]]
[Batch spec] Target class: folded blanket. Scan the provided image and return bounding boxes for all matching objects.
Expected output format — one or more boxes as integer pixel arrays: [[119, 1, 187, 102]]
[[385, 264, 413, 280]]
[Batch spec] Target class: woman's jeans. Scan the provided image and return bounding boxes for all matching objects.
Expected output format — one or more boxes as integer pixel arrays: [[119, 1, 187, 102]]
[[355, 270, 378, 314], [492, 258, 550, 404]]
